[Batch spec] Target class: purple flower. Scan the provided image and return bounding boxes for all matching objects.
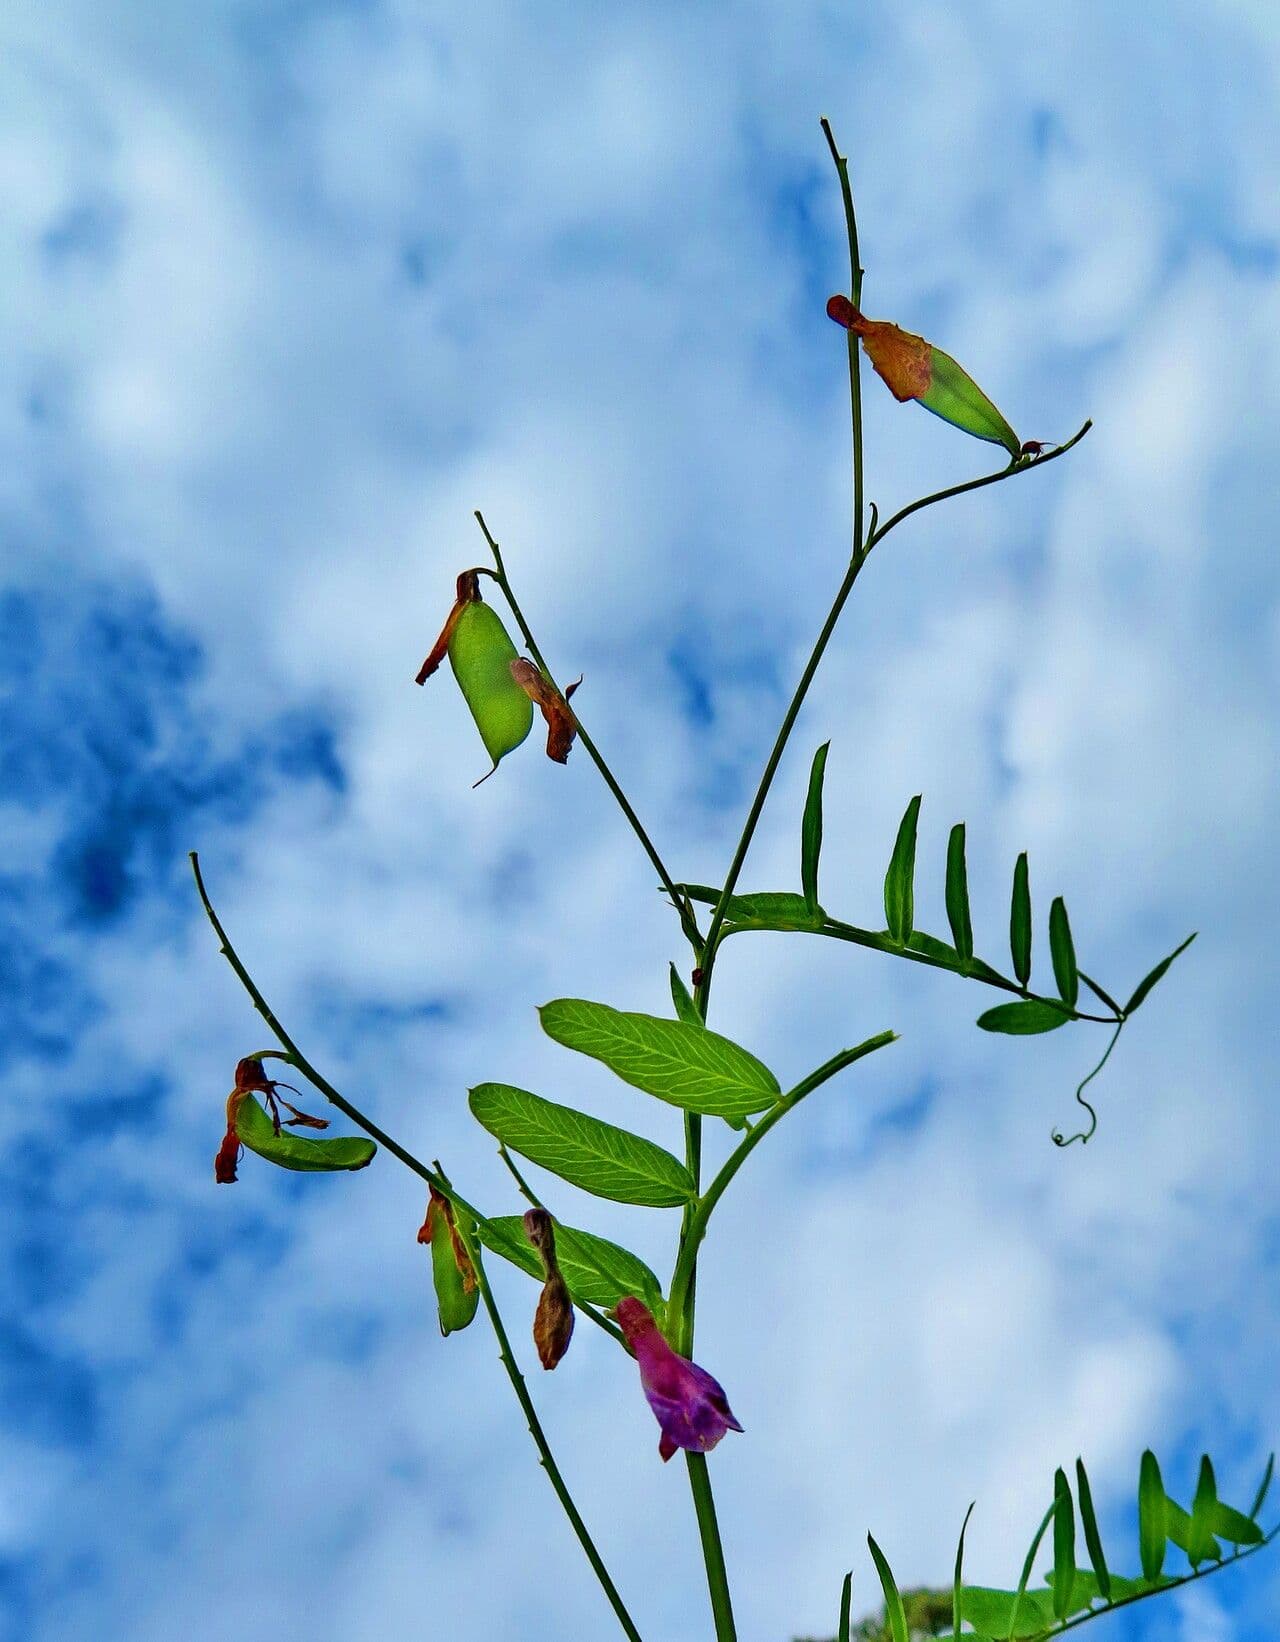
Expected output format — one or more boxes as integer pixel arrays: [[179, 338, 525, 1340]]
[[614, 1298, 743, 1463]]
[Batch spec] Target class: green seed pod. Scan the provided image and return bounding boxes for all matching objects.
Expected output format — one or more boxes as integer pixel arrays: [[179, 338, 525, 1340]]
[[827, 295, 1022, 457], [920, 345, 1020, 456], [449, 600, 534, 781], [418, 1189, 479, 1337], [234, 1094, 377, 1173], [416, 571, 534, 785]]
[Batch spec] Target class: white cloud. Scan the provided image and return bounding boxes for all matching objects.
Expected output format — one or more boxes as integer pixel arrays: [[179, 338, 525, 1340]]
[[4, 3, 1280, 1640]]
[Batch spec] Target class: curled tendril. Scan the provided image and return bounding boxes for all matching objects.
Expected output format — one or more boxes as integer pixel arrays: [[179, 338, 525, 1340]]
[[1052, 1019, 1125, 1147]]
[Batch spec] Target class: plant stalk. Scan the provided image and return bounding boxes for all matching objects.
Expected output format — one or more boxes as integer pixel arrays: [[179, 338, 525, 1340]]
[[452, 1219, 646, 1642]]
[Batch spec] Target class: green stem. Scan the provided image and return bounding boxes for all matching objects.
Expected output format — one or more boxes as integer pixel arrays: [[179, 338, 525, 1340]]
[[686, 1452, 737, 1642], [801, 919, 1119, 1023], [452, 1219, 646, 1642], [694, 121, 867, 1016], [473, 511, 704, 954], [188, 853, 622, 1347], [668, 1035, 895, 1324], [865, 420, 1093, 555]]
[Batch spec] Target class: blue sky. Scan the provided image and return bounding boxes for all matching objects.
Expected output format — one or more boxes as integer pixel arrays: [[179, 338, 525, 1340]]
[[3, 3, 1279, 1639]]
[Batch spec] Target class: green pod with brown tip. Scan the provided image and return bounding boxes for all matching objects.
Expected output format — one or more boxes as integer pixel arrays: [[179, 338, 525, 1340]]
[[448, 600, 534, 779]]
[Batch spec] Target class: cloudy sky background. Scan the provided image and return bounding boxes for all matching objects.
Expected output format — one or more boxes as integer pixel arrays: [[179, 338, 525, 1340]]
[[3, 2, 1279, 1638]]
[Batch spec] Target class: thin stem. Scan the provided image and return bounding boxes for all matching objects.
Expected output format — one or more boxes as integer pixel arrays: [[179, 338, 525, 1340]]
[[188, 852, 623, 1347], [668, 1036, 895, 1324], [497, 1144, 545, 1207], [452, 1219, 646, 1642], [693, 120, 868, 1014], [866, 421, 1093, 555], [473, 511, 704, 953], [686, 1453, 737, 1642], [796, 918, 1120, 1023]]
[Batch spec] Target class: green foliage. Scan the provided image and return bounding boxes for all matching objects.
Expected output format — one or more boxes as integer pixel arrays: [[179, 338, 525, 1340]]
[[1009, 852, 1032, 987], [1124, 932, 1197, 1015], [468, 1082, 695, 1207], [539, 998, 780, 1125], [234, 1095, 377, 1173], [944, 824, 973, 963], [867, 1535, 909, 1642], [1048, 898, 1079, 1010], [669, 962, 702, 1026], [679, 884, 826, 931], [976, 1000, 1070, 1035], [846, 1449, 1279, 1642], [883, 795, 922, 944], [802, 742, 831, 915], [477, 1214, 664, 1314]]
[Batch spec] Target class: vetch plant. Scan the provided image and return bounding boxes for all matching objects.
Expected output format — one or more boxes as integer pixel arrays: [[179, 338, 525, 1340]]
[[191, 119, 1275, 1641]]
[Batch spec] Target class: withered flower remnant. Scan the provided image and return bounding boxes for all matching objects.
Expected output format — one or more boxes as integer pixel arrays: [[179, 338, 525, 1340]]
[[524, 1207, 575, 1369], [509, 658, 582, 764]]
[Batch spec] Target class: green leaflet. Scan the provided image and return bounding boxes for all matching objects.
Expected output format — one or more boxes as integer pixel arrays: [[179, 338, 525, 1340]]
[[424, 1201, 479, 1336], [866, 1536, 908, 1642], [1139, 1450, 1167, 1582], [477, 1214, 664, 1313], [1124, 933, 1197, 1015], [668, 962, 702, 1027], [1212, 1500, 1265, 1546], [235, 1095, 377, 1173], [945, 823, 974, 963], [952, 1502, 975, 1642], [1053, 1467, 1077, 1619], [802, 742, 831, 915], [1010, 852, 1032, 986], [921, 345, 1022, 457], [976, 1000, 1070, 1035], [1076, 1458, 1112, 1600], [677, 884, 824, 932], [1049, 897, 1079, 1010], [961, 1584, 1061, 1637], [448, 600, 534, 778], [906, 931, 961, 965], [1187, 1456, 1223, 1568], [1251, 1453, 1275, 1521], [468, 1082, 695, 1208], [838, 1570, 853, 1642], [884, 795, 922, 944], [539, 998, 780, 1125]]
